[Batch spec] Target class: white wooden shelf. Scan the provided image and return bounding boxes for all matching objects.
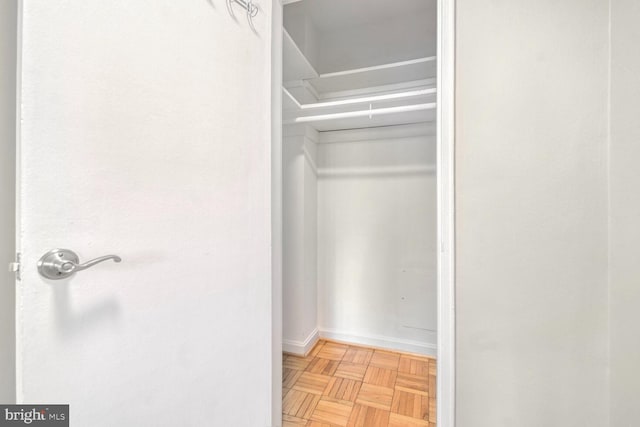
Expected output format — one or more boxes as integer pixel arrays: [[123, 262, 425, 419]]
[[283, 29, 319, 82], [308, 57, 436, 95], [282, 45, 438, 131], [282, 87, 301, 111]]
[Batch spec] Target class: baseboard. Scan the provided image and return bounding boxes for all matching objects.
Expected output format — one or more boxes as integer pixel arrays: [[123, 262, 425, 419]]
[[283, 328, 320, 357], [318, 328, 437, 357]]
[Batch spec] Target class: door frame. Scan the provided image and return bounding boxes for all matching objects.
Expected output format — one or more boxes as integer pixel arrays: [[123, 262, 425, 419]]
[[436, 0, 456, 425], [270, 0, 456, 425]]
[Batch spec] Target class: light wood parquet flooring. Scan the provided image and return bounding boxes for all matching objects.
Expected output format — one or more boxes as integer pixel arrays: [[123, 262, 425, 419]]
[[283, 340, 436, 427]]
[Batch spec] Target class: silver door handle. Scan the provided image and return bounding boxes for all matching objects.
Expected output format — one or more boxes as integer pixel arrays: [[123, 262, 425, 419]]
[[37, 248, 122, 280]]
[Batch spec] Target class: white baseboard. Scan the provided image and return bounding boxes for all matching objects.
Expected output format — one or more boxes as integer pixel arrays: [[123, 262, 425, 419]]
[[283, 328, 320, 357], [319, 328, 437, 357]]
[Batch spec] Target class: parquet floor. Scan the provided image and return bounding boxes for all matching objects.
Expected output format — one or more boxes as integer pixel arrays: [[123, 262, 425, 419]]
[[283, 340, 436, 427]]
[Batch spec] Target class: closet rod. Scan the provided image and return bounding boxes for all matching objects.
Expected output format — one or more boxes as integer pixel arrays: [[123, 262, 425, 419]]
[[300, 88, 436, 110], [289, 103, 436, 124]]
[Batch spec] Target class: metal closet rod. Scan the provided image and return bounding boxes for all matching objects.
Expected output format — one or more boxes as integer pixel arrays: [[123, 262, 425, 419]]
[[288, 103, 437, 125]]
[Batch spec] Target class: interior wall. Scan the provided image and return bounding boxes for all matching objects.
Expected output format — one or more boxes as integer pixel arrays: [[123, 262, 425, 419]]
[[316, 13, 435, 73], [609, 1, 640, 425], [282, 7, 319, 70], [303, 135, 317, 341], [282, 126, 318, 353], [317, 124, 437, 355], [455, 0, 610, 425], [0, 0, 17, 404]]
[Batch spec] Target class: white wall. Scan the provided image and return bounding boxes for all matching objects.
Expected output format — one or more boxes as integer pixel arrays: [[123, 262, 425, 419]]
[[0, 0, 17, 404], [282, 125, 318, 353], [303, 135, 317, 340], [609, 1, 640, 425], [283, 7, 319, 70], [317, 124, 437, 355], [283, 1, 435, 75], [316, 13, 435, 74], [456, 0, 610, 425]]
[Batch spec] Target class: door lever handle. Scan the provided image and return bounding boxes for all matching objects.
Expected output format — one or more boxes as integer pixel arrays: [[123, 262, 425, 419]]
[[38, 249, 122, 280], [60, 254, 122, 273]]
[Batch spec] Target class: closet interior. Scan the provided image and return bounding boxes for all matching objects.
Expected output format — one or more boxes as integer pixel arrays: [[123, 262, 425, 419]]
[[281, 0, 438, 359]]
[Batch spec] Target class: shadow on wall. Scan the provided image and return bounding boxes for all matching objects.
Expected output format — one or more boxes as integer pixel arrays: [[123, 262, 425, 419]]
[[51, 280, 121, 340]]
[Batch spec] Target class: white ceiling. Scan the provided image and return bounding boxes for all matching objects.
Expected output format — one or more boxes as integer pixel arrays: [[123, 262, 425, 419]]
[[284, 0, 436, 33]]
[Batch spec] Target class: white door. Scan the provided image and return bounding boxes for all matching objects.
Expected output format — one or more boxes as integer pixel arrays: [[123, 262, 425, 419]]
[[16, 1, 274, 426]]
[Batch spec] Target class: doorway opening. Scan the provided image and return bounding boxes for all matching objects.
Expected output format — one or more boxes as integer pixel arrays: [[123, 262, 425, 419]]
[[273, 0, 455, 425]]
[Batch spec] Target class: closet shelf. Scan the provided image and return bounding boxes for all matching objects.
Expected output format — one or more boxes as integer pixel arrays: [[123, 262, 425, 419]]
[[282, 42, 437, 100], [283, 87, 301, 111], [283, 29, 319, 82], [281, 31, 438, 132], [308, 57, 436, 96]]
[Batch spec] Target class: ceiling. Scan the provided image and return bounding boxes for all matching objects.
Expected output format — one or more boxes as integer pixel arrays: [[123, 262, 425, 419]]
[[284, 0, 436, 33]]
